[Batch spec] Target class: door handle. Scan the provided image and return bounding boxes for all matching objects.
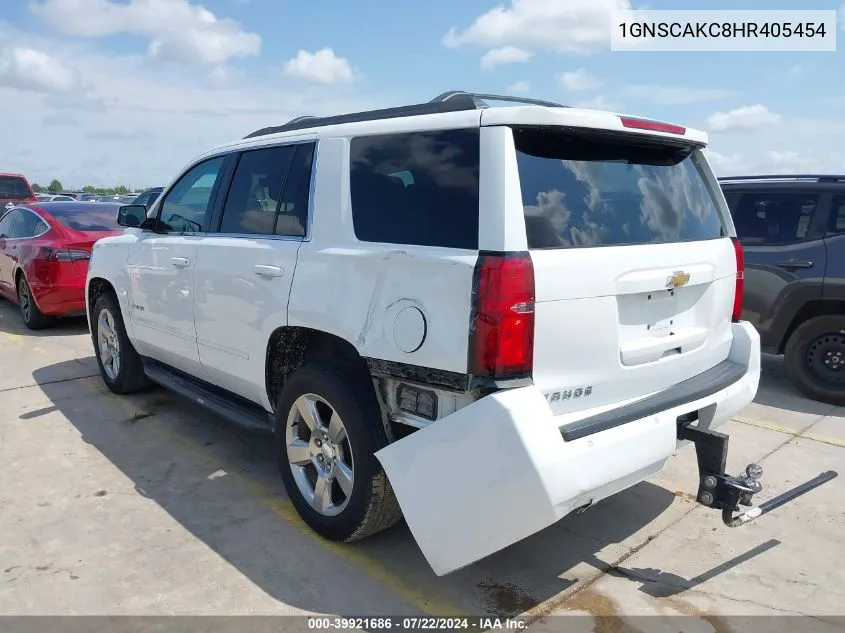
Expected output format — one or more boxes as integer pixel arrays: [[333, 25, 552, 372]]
[[171, 257, 191, 268], [776, 260, 813, 269], [254, 264, 284, 278]]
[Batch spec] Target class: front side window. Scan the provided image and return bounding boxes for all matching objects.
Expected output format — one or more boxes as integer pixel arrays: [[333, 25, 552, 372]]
[[158, 156, 227, 233], [731, 192, 820, 244], [349, 129, 480, 249]]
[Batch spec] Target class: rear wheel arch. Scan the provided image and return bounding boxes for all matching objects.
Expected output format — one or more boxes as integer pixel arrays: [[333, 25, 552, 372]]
[[13, 266, 26, 293], [265, 326, 371, 414], [784, 313, 845, 405], [780, 299, 845, 353]]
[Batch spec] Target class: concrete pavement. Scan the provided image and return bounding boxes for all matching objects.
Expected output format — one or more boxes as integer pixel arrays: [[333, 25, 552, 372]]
[[0, 300, 842, 627]]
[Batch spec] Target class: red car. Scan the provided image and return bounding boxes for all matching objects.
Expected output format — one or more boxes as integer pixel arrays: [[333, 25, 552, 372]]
[[1, 173, 37, 213], [0, 202, 123, 329]]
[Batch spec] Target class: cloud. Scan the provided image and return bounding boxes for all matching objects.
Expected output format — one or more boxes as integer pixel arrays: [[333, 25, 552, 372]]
[[443, 0, 632, 55], [506, 80, 530, 93], [705, 150, 745, 174], [572, 95, 622, 111], [705, 116, 845, 176], [706, 105, 782, 132], [559, 68, 601, 92], [786, 64, 805, 77], [623, 84, 729, 105], [282, 48, 355, 84], [0, 24, 380, 188], [30, 0, 261, 66], [480, 46, 532, 70], [84, 129, 146, 141], [0, 46, 78, 93], [42, 114, 81, 126]]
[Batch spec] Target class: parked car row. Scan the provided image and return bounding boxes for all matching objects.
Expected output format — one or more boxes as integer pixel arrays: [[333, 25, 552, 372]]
[[0, 175, 163, 329], [1, 92, 839, 579], [1, 172, 164, 210]]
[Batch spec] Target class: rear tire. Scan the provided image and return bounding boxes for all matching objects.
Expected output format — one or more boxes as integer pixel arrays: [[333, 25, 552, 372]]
[[17, 276, 51, 330], [784, 315, 845, 405], [274, 360, 402, 542], [91, 292, 150, 394]]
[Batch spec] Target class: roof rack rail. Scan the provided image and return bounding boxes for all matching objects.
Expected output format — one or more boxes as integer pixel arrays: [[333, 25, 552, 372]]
[[430, 90, 567, 109], [718, 174, 845, 183], [243, 89, 565, 139]]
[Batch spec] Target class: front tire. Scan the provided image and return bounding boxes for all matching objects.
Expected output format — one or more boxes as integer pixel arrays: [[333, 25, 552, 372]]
[[91, 292, 150, 394], [17, 276, 51, 330], [784, 315, 845, 405], [274, 361, 402, 542]]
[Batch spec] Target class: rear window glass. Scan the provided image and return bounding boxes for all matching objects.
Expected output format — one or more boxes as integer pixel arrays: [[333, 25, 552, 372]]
[[0, 176, 32, 199], [50, 205, 121, 231], [513, 128, 725, 249], [349, 129, 480, 249]]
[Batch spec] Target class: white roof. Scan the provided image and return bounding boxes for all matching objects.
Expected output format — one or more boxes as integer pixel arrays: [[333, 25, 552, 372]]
[[197, 104, 706, 161]]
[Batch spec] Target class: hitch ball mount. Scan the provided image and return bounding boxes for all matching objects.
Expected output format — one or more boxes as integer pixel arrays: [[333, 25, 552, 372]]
[[678, 422, 838, 527]]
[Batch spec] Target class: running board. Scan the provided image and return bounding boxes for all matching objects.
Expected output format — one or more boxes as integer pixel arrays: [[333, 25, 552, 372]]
[[143, 362, 274, 433]]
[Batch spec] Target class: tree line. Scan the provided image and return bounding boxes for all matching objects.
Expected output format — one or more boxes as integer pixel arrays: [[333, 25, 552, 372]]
[[31, 179, 136, 195]]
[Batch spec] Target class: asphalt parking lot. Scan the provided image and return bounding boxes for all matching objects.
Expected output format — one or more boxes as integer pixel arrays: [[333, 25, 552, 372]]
[[1, 300, 843, 628]]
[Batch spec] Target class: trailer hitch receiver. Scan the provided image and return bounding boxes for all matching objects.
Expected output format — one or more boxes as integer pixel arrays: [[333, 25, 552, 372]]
[[678, 422, 838, 527]]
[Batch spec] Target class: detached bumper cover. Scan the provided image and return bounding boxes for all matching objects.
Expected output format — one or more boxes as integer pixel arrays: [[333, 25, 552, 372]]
[[375, 321, 761, 576]]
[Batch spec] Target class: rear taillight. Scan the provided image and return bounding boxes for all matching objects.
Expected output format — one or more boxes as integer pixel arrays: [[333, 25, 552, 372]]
[[469, 252, 535, 379], [620, 116, 686, 136], [731, 237, 744, 321], [35, 247, 90, 262]]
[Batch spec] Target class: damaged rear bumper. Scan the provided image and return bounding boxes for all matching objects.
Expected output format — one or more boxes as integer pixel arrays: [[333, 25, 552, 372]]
[[375, 322, 761, 576]]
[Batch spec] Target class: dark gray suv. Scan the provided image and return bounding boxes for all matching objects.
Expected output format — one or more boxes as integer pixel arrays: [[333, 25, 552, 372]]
[[720, 174, 845, 405]]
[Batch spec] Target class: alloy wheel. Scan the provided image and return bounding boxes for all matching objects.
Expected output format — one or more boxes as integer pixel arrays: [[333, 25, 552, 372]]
[[285, 393, 354, 516]]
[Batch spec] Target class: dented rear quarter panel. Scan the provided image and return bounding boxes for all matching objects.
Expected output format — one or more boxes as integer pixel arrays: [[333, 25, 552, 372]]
[[288, 137, 477, 374]]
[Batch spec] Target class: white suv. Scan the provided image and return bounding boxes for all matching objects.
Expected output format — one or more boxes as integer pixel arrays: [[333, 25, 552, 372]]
[[86, 91, 763, 576]]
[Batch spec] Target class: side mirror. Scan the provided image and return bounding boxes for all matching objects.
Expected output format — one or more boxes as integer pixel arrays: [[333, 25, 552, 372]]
[[117, 204, 147, 228]]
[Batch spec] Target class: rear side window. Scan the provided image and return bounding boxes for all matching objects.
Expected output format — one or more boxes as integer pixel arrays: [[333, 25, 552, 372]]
[[15, 210, 48, 237], [513, 128, 725, 249], [349, 129, 480, 249], [219, 145, 296, 235], [0, 210, 19, 237], [828, 196, 845, 234]]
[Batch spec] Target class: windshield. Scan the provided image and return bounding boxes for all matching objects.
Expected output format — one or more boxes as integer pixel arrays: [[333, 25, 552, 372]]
[[0, 176, 33, 200], [49, 205, 121, 231], [513, 128, 726, 249]]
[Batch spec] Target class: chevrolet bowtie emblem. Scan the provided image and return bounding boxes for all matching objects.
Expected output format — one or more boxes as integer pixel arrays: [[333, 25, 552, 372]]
[[666, 270, 690, 289]]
